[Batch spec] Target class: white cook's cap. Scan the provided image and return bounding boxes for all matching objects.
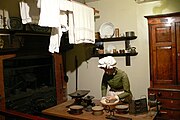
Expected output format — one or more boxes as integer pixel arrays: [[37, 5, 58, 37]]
[[98, 56, 117, 69]]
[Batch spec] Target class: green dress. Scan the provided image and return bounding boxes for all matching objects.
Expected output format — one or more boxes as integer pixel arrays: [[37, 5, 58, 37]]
[[101, 68, 132, 102]]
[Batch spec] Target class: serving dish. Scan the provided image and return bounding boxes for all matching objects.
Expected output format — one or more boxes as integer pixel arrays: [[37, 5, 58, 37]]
[[68, 105, 83, 115], [100, 96, 119, 106], [99, 22, 114, 38], [115, 104, 128, 110], [115, 104, 129, 114], [92, 106, 104, 116]]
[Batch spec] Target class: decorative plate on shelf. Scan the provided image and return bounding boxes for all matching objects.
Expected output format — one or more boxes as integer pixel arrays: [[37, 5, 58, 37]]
[[7, 17, 23, 30], [99, 22, 115, 38]]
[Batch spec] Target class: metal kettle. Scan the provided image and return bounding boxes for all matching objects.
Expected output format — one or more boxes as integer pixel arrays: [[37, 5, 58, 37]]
[[128, 47, 136, 53]]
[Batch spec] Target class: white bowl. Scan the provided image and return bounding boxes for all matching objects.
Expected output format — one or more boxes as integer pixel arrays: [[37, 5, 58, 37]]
[[92, 106, 104, 116]]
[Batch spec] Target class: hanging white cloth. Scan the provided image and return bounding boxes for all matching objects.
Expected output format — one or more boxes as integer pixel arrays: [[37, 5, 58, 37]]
[[19, 1, 32, 24], [69, 1, 95, 44], [19, 0, 40, 24], [49, 27, 62, 53], [19, 0, 95, 53], [38, 0, 60, 27]]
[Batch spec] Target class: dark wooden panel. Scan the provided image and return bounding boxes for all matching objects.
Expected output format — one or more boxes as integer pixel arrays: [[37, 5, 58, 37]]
[[155, 46, 174, 83], [156, 27, 171, 43], [176, 22, 180, 84], [151, 23, 177, 85], [157, 109, 180, 120], [178, 58, 180, 85], [147, 12, 180, 120], [159, 99, 180, 110], [0, 54, 16, 110], [148, 89, 180, 99]]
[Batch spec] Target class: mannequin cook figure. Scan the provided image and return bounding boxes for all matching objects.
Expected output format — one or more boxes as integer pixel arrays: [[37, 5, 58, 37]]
[[98, 56, 132, 103]]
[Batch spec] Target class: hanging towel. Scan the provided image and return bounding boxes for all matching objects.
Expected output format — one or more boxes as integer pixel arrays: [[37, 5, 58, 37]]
[[69, 1, 95, 44], [49, 12, 69, 53], [48, 0, 73, 53], [49, 27, 62, 53], [19, 1, 32, 24], [59, 0, 73, 32], [38, 0, 60, 27], [19, 0, 40, 24]]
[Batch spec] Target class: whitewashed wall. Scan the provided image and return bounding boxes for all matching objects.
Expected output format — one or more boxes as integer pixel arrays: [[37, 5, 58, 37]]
[[67, 0, 180, 100]]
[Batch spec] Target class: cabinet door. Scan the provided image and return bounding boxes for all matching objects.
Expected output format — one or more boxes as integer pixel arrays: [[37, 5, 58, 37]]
[[150, 23, 177, 86], [176, 22, 180, 84]]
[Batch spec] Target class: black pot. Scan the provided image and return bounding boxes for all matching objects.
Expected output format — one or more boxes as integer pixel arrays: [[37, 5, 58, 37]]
[[125, 31, 135, 37]]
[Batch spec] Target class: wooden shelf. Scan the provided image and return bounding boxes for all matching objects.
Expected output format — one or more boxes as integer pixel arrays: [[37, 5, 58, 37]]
[[94, 36, 138, 66], [95, 36, 137, 42], [92, 52, 138, 57]]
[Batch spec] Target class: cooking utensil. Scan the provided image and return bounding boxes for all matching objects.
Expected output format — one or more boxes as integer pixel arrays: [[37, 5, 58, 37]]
[[92, 106, 104, 115], [128, 47, 136, 53], [115, 104, 129, 114], [68, 90, 90, 98], [68, 105, 83, 115], [125, 31, 135, 37]]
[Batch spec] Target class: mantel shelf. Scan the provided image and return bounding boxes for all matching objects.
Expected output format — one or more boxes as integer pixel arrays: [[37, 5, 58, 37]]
[[0, 29, 51, 36]]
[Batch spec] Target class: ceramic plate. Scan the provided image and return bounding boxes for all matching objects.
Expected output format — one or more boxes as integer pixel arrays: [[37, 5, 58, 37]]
[[99, 22, 114, 38], [7, 17, 23, 30]]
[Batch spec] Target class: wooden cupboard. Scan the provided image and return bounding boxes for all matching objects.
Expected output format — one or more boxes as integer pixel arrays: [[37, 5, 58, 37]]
[[145, 12, 180, 120]]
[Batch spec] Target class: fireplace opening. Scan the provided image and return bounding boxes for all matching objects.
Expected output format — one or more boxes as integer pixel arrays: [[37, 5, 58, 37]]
[[3, 55, 57, 115], [2, 34, 57, 115]]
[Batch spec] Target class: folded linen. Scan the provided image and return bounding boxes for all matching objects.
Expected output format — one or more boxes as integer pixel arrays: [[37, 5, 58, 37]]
[[69, 1, 95, 44]]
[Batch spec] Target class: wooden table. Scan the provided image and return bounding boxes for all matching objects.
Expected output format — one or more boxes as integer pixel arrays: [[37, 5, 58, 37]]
[[42, 99, 156, 120]]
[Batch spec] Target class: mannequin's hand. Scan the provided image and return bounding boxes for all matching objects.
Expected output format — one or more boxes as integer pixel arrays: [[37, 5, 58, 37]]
[[105, 96, 118, 103]]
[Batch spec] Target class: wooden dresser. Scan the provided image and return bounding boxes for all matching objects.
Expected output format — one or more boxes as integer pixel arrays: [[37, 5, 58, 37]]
[[145, 12, 180, 120]]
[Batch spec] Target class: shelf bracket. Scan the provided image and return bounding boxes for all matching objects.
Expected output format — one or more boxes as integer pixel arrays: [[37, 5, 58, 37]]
[[125, 40, 131, 66]]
